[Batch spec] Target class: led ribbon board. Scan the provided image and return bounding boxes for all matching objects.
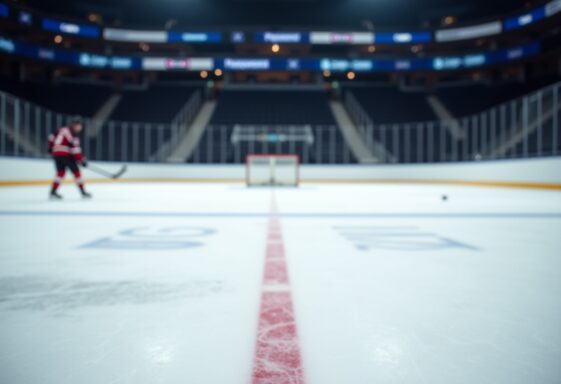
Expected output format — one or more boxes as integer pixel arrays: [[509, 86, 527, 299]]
[[0, 35, 139, 69], [104, 29, 223, 43], [78, 53, 136, 69], [254, 32, 308, 44], [255, 31, 432, 44], [2, 0, 560, 46], [435, 21, 502, 42], [0, 34, 541, 73], [167, 32, 222, 43], [546, 0, 561, 16], [504, 0, 561, 30], [142, 58, 214, 71], [309, 32, 374, 44], [42, 18, 100, 38], [103, 28, 167, 43], [504, 7, 546, 30], [374, 32, 432, 44], [0, 2, 9, 18]]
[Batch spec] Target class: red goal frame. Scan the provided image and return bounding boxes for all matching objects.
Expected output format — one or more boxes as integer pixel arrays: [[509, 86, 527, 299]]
[[245, 154, 300, 186]]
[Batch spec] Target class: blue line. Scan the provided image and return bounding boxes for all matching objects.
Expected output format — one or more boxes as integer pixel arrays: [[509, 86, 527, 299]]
[[0, 210, 561, 219]]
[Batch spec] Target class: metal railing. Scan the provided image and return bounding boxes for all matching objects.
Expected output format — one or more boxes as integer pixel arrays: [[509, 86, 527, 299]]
[[149, 90, 203, 161], [1, 82, 559, 164], [188, 125, 353, 164], [345, 82, 561, 163], [0, 90, 194, 163]]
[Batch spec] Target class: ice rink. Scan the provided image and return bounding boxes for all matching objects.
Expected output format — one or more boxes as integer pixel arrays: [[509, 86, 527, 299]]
[[0, 182, 560, 384]]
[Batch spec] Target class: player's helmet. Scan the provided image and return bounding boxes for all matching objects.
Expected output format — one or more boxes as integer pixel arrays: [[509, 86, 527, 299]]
[[69, 117, 83, 127]]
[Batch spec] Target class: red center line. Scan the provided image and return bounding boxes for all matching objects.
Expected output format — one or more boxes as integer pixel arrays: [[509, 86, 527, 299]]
[[252, 195, 305, 384]]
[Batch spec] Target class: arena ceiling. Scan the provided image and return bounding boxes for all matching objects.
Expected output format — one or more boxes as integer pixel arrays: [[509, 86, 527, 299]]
[[21, 0, 534, 29]]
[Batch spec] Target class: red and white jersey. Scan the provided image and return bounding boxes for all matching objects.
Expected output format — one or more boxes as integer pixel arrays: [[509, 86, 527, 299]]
[[48, 127, 84, 162]]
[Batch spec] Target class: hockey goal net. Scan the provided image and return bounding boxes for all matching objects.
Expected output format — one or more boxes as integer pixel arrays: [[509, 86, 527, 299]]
[[246, 154, 300, 187]]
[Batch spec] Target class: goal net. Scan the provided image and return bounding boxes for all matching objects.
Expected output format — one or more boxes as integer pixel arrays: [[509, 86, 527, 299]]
[[246, 154, 299, 187]]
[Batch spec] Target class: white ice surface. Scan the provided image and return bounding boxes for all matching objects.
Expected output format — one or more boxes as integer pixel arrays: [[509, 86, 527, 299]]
[[0, 182, 560, 384]]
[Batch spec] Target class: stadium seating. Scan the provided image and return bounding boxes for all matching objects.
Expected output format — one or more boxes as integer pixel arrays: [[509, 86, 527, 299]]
[[190, 89, 354, 164], [0, 80, 199, 123], [348, 80, 560, 163], [346, 86, 449, 163], [210, 90, 337, 125], [347, 86, 437, 124], [435, 78, 560, 117], [0, 79, 113, 116], [109, 86, 198, 123]]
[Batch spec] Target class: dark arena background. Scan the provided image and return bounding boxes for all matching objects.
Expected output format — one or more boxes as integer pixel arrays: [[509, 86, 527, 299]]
[[1, 0, 561, 383]]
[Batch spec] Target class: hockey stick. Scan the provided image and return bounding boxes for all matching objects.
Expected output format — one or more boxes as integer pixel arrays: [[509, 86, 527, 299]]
[[87, 164, 127, 179]]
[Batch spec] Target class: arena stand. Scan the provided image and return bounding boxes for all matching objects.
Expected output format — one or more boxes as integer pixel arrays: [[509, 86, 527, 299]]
[[188, 89, 356, 164]]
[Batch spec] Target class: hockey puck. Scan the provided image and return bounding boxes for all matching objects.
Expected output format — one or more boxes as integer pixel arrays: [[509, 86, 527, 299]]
[[441, 195, 448, 202]]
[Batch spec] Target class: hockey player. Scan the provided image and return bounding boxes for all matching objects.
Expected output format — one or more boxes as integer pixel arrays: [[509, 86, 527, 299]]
[[48, 119, 92, 199]]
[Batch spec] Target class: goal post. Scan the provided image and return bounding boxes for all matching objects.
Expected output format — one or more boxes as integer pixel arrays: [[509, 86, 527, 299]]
[[246, 154, 300, 187]]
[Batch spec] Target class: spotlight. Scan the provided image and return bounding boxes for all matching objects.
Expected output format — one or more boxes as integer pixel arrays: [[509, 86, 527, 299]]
[[443, 16, 455, 26], [347, 72, 356, 80], [272, 44, 280, 53], [54, 35, 63, 44], [87, 13, 100, 23], [200, 71, 209, 79], [214, 69, 223, 77], [323, 70, 331, 78], [367, 45, 376, 53]]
